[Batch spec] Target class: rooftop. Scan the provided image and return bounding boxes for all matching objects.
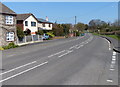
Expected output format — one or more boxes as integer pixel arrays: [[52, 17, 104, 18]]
[[37, 18, 53, 24], [0, 2, 16, 15]]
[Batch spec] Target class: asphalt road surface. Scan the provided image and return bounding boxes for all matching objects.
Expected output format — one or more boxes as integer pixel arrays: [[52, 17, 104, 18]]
[[1, 33, 118, 85]]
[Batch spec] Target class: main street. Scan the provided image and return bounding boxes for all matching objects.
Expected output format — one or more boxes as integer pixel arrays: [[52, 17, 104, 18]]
[[1, 33, 118, 85]]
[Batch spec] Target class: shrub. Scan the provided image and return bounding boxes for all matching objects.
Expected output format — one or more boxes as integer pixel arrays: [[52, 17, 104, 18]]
[[36, 30, 44, 35], [0, 47, 4, 50], [46, 32, 55, 38], [2, 42, 18, 50], [17, 26, 25, 39], [100, 32, 115, 35]]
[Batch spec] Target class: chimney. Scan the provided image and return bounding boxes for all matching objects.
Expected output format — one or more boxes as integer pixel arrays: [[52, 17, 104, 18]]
[[46, 16, 48, 21]]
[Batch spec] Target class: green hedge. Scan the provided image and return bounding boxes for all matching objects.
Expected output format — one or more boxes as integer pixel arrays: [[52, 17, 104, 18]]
[[2, 42, 18, 50], [46, 32, 55, 38]]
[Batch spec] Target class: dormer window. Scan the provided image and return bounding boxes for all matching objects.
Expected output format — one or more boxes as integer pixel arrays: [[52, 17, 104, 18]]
[[5, 16, 13, 25]]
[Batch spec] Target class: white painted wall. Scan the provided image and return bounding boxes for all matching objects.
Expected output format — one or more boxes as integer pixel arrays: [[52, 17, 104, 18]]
[[38, 23, 52, 30], [23, 15, 38, 35]]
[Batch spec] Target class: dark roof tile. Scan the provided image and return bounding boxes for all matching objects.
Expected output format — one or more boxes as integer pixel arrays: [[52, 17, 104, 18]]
[[37, 18, 53, 24], [0, 2, 16, 15], [17, 13, 32, 20]]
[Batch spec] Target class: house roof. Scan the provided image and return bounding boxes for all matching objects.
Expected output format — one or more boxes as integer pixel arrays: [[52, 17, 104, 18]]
[[17, 13, 38, 21], [17, 13, 32, 20], [0, 2, 16, 15], [37, 18, 53, 24]]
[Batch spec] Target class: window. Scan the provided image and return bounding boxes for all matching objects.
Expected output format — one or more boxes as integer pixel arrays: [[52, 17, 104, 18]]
[[31, 22, 36, 26], [25, 21, 28, 26], [49, 24, 51, 27], [38, 27, 42, 31], [5, 16, 13, 25], [6, 32, 14, 41], [42, 24, 45, 27]]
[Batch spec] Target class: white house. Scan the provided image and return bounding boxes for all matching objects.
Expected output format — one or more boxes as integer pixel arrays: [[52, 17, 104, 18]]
[[17, 13, 38, 35], [37, 17, 53, 31]]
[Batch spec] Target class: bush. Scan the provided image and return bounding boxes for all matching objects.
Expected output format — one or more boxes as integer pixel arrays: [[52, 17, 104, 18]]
[[46, 32, 55, 38], [17, 26, 25, 39], [2, 42, 18, 50], [36, 30, 44, 35], [115, 31, 120, 35], [100, 32, 115, 35], [0, 47, 4, 50]]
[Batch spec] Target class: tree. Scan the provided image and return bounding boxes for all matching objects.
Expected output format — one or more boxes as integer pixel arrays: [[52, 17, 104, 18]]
[[88, 19, 108, 32], [61, 24, 72, 35], [75, 22, 87, 31], [36, 30, 44, 35], [16, 26, 24, 41], [52, 24, 64, 36]]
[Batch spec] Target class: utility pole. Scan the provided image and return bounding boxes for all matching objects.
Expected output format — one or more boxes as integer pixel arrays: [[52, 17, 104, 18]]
[[74, 16, 77, 37], [75, 16, 77, 25]]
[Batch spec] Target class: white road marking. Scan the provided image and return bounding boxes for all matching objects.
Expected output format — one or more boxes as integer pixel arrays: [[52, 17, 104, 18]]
[[113, 51, 117, 56], [76, 46, 81, 49], [75, 45, 78, 47], [0, 61, 48, 83], [48, 50, 66, 58], [103, 38, 111, 51], [109, 68, 115, 71], [69, 46, 76, 49], [109, 48, 111, 51], [0, 61, 37, 76], [76, 45, 84, 49], [112, 56, 116, 59], [111, 60, 116, 64], [58, 50, 73, 58], [107, 79, 113, 83], [110, 64, 114, 69], [112, 58, 116, 61], [8, 54, 15, 57], [80, 45, 84, 47]]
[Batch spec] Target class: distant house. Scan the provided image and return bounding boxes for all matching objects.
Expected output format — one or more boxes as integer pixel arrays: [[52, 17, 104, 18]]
[[37, 17, 53, 31], [0, 2, 17, 46], [17, 13, 38, 35]]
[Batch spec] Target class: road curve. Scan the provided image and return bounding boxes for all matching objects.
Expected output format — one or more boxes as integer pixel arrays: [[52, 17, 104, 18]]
[[1, 33, 118, 85]]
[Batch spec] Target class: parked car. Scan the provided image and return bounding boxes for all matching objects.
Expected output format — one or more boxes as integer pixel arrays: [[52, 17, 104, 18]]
[[81, 33, 85, 36], [42, 33, 50, 40]]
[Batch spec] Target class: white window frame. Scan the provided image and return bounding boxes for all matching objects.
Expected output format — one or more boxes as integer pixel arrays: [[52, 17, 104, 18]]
[[31, 21, 36, 27], [6, 32, 14, 41], [5, 16, 13, 25]]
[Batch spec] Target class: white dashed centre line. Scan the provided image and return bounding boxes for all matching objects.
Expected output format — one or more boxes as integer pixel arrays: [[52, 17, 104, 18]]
[[58, 50, 73, 58], [0, 61, 48, 83], [48, 50, 66, 58], [0, 61, 37, 75]]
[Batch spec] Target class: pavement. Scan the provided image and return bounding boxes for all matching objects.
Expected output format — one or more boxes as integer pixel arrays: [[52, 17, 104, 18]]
[[1, 33, 118, 86], [100, 36, 120, 53]]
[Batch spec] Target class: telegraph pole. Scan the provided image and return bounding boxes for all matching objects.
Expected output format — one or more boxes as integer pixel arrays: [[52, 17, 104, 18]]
[[74, 16, 77, 37], [75, 16, 77, 25]]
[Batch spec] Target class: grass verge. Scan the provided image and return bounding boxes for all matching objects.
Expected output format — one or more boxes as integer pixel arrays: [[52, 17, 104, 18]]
[[92, 33, 120, 40]]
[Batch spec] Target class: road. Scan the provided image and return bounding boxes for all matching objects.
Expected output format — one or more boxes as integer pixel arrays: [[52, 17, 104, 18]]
[[1, 33, 118, 85]]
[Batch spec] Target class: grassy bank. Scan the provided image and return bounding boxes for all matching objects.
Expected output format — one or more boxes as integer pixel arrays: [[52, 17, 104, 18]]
[[92, 33, 120, 40]]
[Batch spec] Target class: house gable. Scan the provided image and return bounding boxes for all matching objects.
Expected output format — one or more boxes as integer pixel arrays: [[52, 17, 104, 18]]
[[0, 2, 16, 15], [23, 15, 38, 35]]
